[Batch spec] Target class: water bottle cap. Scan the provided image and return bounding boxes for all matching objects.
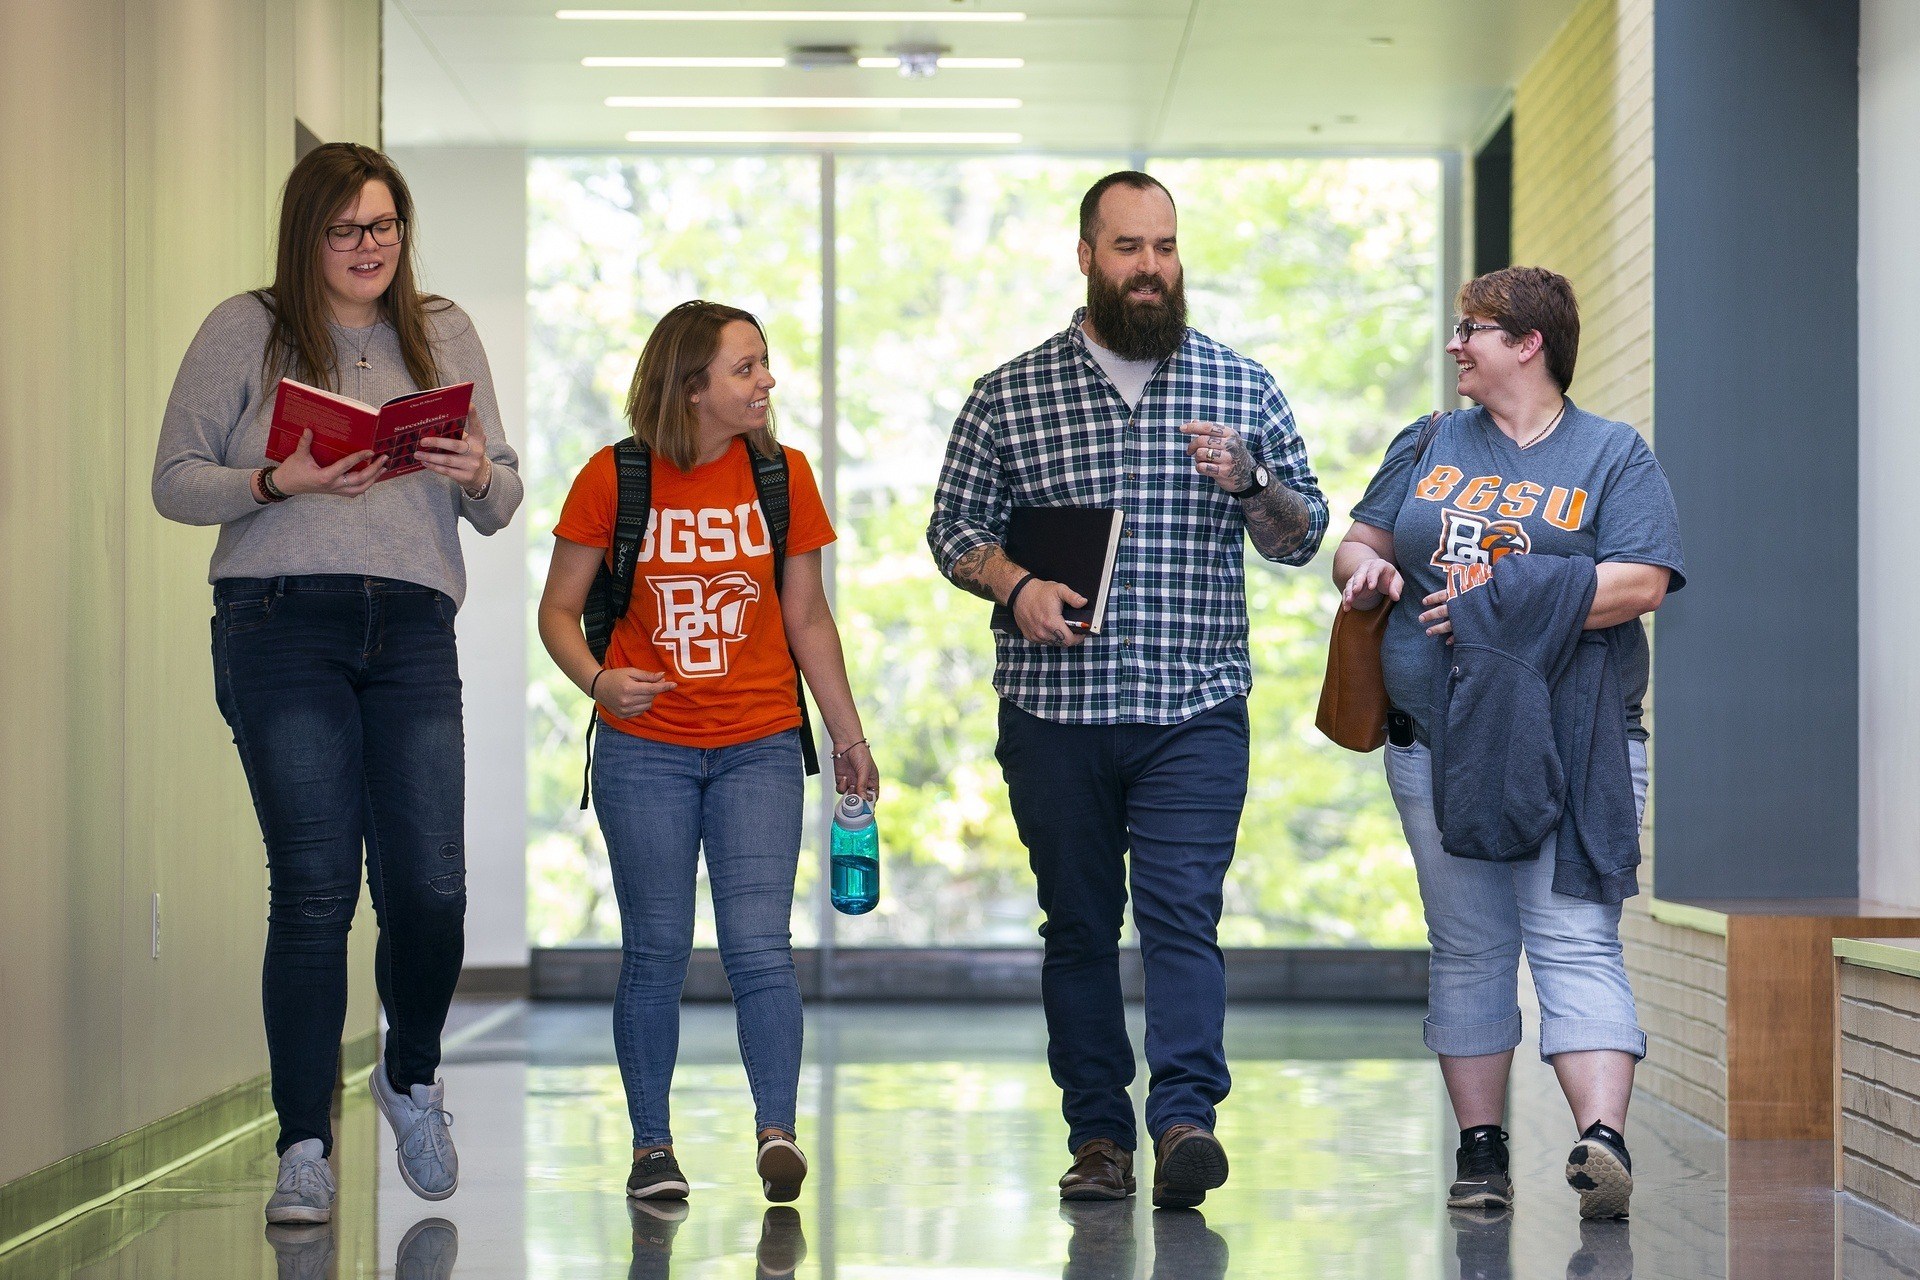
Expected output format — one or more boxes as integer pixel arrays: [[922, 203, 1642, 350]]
[[837, 792, 871, 818]]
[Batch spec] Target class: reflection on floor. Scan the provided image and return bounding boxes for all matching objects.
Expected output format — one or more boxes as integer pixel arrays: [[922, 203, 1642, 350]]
[[9, 1000, 1920, 1278]]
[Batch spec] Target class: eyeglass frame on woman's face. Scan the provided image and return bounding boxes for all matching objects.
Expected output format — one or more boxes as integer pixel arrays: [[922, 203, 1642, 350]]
[[325, 217, 406, 252], [1451, 317, 1507, 344]]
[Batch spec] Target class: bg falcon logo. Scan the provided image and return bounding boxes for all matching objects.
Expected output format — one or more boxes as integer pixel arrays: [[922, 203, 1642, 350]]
[[650, 572, 761, 677], [1433, 509, 1532, 597]]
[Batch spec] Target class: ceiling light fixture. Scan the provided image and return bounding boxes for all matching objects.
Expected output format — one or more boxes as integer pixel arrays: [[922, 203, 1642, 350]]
[[623, 129, 1021, 143], [561, 9, 1026, 22], [606, 94, 1020, 108], [583, 55, 788, 66], [788, 43, 859, 69], [856, 56, 1023, 69]]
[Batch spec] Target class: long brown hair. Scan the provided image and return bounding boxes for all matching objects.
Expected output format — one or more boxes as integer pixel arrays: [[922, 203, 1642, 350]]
[[256, 143, 446, 393], [624, 300, 779, 472]]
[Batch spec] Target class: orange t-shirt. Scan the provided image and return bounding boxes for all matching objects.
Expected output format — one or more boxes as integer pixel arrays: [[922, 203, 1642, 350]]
[[554, 439, 835, 748]]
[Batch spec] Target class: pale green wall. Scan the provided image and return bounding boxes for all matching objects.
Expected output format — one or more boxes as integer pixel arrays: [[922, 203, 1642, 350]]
[[0, 0, 381, 1188]]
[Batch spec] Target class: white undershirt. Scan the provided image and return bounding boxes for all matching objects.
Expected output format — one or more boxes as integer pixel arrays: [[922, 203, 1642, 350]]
[[1080, 325, 1159, 410]]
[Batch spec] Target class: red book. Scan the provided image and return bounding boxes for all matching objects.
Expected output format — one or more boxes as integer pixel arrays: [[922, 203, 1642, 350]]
[[266, 378, 475, 482]]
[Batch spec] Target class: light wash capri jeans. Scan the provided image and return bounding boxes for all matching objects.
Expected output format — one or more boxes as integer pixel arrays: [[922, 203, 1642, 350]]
[[1383, 737, 1649, 1061]]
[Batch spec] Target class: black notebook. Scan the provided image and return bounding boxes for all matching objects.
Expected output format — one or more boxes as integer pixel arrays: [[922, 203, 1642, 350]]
[[989, 506, 1126, 636]]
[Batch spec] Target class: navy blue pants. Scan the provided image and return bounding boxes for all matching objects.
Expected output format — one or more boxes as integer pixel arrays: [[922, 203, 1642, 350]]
[[996, 696, 1248, 1153], [212, 575, 467, 1155]]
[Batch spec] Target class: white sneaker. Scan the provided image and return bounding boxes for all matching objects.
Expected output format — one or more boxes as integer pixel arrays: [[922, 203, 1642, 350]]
[[370, 1069, 459, 1200], [264, 1139, 336, 1224]]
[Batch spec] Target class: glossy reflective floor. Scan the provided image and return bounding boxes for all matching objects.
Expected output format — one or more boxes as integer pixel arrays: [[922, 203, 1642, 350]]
[[10, 1000, 1920, 1278]]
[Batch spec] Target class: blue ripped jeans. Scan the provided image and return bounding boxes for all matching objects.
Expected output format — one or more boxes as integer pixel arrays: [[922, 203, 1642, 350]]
[[211, 576, 468, 1156], [591, 725, 806, 1148]]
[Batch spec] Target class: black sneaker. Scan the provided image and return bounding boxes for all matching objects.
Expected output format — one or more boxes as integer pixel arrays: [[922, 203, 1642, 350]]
[[627, 1147, 690, 1200], [1566, 1123, 1632, 1220], [1448, 1126, 1513, 1211]]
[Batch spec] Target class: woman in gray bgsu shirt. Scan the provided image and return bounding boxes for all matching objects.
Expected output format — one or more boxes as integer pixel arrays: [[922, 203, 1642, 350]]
[[1330, 267, 1684, 1222], [152, 143, 522, 1226]]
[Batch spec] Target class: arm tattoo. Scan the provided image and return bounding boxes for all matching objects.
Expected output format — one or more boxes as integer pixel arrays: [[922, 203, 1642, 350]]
[[951, 543, 1016, 602], [1241, 484, 1313, 560]]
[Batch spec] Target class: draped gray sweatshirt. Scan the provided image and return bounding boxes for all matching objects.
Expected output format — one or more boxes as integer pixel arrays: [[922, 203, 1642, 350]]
[[151, 293, 522, 607]]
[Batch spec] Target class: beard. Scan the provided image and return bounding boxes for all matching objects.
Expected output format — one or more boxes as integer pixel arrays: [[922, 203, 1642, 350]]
[[1085, 265, 1188, 362]]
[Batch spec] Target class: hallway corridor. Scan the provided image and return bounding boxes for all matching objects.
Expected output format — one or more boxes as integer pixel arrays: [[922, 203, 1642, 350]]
[[9, 1001, 1919, 1278]]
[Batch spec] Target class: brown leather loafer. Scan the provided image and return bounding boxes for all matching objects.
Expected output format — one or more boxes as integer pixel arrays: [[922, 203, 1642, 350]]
[[1059, 1138, 1136, 1200], [1153, 1125, 1229, 1208]]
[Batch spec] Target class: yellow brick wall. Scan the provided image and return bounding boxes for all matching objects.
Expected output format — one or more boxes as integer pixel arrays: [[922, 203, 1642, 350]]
[[1840, 964, 1920, 1222], [1510, 0, 1727, 1127], [1511, 0, 1654, 431], [1620, 909, 1727, 1129]]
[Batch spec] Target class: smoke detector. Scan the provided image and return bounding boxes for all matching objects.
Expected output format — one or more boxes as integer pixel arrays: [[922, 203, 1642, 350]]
[[891, 42, 948, 78]]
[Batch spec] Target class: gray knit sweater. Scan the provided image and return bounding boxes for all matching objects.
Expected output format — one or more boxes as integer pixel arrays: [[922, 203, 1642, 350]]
[[151, 293, 523, 606]]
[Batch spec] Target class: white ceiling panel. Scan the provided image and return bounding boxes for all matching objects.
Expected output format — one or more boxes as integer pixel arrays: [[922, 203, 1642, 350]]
[[386, 0, 1580, 152]]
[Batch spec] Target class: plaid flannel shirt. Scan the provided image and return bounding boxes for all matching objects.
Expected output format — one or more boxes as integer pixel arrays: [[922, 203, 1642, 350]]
[[927, 309, 1328, 724]]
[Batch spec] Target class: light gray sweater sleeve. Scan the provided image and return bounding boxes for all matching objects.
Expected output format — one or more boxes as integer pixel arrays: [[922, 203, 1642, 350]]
[[446, 315, 523, 535], [151, 297, 272, 526]]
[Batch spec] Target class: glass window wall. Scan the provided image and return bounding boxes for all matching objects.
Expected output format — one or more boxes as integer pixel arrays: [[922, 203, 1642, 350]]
[[526, 153, 1440, 952]]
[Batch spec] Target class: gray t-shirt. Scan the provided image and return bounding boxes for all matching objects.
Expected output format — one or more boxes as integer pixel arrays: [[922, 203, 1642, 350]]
[[1350, 401, 1686, 742], [1080, 327, 1160, 409], [151, 293, 523, 607]]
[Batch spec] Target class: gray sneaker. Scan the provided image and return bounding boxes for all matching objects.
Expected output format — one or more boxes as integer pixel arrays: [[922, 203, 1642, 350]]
[[370, 1069, 459, 1200], [395, 1217, 459, 1280], [265, 1222, 335, 1280], [264, 1139, 336, 1224]]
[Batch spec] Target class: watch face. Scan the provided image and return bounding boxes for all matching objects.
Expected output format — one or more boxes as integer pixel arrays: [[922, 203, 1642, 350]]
[[1255, 465, 1270, 486]]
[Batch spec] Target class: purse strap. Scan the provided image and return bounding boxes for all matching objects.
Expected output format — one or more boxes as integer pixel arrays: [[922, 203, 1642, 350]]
[[1413, 409, 1446, 471]]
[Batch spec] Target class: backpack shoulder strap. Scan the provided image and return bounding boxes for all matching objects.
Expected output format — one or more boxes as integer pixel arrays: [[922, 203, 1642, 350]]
[[746, 445, 820, 778], [748, 443, 792, 590], [609, 438, 653, 620]]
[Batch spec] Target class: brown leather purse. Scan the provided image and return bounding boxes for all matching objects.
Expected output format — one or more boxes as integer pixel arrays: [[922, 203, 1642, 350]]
[[1316, 599, 1394, 750], [1315, 411, 1446, 752]]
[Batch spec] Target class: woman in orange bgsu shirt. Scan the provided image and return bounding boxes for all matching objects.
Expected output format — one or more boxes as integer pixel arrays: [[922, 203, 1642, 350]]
[[539, 300, 879, 1206]]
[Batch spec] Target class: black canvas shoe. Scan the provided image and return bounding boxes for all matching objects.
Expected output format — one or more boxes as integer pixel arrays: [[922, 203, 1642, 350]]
[[626, 1147, 690, 1200], [1566, 1122, 1632, 1219], [1448, 1126, 1514, 1211], [756, 1131, 808, 1203]]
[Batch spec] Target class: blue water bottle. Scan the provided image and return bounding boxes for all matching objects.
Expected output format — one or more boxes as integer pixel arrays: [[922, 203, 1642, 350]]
[[830, 793, 879, 915]]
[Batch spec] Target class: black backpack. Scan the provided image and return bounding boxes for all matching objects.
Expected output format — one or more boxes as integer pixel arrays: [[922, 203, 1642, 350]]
[[579, 438, 820, 808]]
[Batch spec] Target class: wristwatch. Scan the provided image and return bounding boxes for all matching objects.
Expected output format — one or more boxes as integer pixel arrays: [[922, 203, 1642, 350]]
[[1229, 463, 1271, 500]]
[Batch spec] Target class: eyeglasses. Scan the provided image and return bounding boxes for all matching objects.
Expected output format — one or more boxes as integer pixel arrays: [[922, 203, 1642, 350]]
[[1452, 318, 1505, 343], [325, 218, 405, 252]]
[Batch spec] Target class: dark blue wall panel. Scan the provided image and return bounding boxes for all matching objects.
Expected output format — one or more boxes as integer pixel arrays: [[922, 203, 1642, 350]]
[[1652, 0, 1859, 898]]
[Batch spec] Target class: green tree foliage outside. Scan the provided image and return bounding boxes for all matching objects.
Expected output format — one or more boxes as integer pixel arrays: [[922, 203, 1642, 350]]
[[525, 154, 1438, 950]]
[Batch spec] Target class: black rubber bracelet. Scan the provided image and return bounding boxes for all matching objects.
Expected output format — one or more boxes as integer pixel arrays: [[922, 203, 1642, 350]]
[[588, 668, 606, 703], [1005, 572, 1036, 612]]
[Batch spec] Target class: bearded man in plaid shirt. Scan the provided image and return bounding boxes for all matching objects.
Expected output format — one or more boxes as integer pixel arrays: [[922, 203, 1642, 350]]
[[927, 171, 1328, 1208]]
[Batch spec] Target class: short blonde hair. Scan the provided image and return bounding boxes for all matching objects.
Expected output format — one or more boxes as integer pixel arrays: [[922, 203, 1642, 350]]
[[624, 300, 778, 472]]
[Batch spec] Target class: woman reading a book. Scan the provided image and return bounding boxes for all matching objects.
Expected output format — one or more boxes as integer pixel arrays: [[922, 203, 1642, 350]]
[[151, 142, 521, 1225], [537, 299, 878, 1206]]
